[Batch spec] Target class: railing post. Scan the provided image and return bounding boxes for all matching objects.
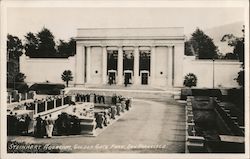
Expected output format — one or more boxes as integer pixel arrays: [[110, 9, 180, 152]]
[[45, 100, 48, 111], [61, 96, 64, 106], [54, 99, 56, 108], [9, 95, 12, 104], [25, 93, 28, 100], [18, 93, 22, 102], [34, 102, 38, 114]]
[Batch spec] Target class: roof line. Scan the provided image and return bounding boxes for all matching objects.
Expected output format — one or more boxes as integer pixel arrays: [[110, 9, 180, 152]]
[[77, 27, 184, 30]]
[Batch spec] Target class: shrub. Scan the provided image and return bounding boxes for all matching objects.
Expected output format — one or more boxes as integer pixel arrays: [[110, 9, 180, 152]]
[[183, 73, 197, 87], [235, 70, 244, 87], [29, 83, 65, 95]]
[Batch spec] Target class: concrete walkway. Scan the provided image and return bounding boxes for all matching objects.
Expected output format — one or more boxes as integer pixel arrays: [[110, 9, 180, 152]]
[[8, 97, 186, 153]]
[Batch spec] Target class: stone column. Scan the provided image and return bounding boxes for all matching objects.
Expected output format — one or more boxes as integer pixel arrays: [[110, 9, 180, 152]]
[[75, 44, 85, 85], [133, 46, 139, 85], [167, 46, 173, 87], [102, 46, 107, 84], [86, 46, 91, 84], [150, 46, 156, 85], [117, 46, 123, 85]]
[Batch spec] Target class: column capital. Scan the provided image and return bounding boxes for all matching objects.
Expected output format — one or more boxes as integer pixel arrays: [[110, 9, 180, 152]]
[[167, 44, 174, 47], [117, 45, 123, 49]]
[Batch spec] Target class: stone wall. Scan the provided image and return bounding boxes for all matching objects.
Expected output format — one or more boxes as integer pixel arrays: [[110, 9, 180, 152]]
[[183, 56, 242, 88], [20, 55, 75, 85], [19, 54, 242, 88]]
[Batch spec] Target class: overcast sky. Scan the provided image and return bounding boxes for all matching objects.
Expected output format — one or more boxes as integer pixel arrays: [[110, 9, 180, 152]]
[[7, 7, 244, 41]]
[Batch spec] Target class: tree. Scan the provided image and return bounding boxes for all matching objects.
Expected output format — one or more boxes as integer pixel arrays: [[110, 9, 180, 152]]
[[224, 52, 238, 60], [57, 38, 76, 57], [183, 73, 197, 87], [7, 34, 23, 87], [185, 41, 194, 56], [221, 26, 245, 63], [61, 70, 73, 87], [15, 72, 26, 83], [188, 28, 218, 59], [24, 32, 39, 57], [235, 70, 244, 87], [221, 26, 245, 88], [7, 34, 23, 60], [37, 27, 57, 57]]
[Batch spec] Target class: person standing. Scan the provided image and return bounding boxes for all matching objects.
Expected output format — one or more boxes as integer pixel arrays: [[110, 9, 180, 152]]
[[46, 114, 55, 138], [42, 116, 48, 138], [24, 114, 31, 135], [35, 115, 43, 138]]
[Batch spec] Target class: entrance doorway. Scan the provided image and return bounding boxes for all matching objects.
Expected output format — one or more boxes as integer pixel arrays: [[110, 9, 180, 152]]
[[108, 70, 116, 85], [124, 70, 133, 86], [141, 71, 149, 85]]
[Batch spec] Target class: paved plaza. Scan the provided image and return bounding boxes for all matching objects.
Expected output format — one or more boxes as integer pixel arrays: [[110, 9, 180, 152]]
[[8, 94, 186, 153]]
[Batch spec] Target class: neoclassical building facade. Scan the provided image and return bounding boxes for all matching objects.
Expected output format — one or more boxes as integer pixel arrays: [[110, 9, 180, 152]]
[[74, 27, 185, 87], [20, 28, 241, 88]]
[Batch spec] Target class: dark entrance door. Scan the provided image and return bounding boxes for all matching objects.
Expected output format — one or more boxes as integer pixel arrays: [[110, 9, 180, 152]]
[[124, 73, 132, 86], [108, 72, 116, 85], [141, 73, 148, 85]]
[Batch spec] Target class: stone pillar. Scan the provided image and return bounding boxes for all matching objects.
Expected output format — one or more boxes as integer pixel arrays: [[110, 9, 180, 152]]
[[102, 46, 107, 84], [133, 46, 139, 85], [150, 46, 156, 85], [174, 43, 184, 87], [117, 46, 123, 85], [86, 46, 91, 84], [167, 46, 173, 87], [75, 44, 85, 85]]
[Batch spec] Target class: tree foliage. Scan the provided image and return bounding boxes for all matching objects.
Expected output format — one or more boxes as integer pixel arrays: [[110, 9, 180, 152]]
[[24, 27, 75, 58], [224, 52, 238, 60], [184, 41, 194, 56], [37, 27, 57, 56], [7, 34, 23, 59], [57, 38, 76, 57], [183, 73, 197, 87], [61, 70, 73, 87], [24, 32, 39, 57], [15, 72, 26, 83], [235, 70, 244, 87], [221, 26, 245, 63], [187, 28, 218, 59]]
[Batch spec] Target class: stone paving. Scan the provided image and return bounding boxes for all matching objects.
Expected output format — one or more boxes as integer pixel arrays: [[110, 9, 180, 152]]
[[8, 95, 186, 153]]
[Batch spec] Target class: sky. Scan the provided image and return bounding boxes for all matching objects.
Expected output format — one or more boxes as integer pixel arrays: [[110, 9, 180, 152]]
[[7, 7, 245, 42]]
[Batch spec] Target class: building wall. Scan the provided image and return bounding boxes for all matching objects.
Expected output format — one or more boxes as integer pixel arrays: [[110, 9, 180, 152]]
[[20, 55, 75, 85], [183, 56, 242, 88], [155, 46, 168, 86]]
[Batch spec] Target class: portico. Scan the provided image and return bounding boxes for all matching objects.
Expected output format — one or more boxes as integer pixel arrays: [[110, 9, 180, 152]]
[[75, 28, 185, 87]]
